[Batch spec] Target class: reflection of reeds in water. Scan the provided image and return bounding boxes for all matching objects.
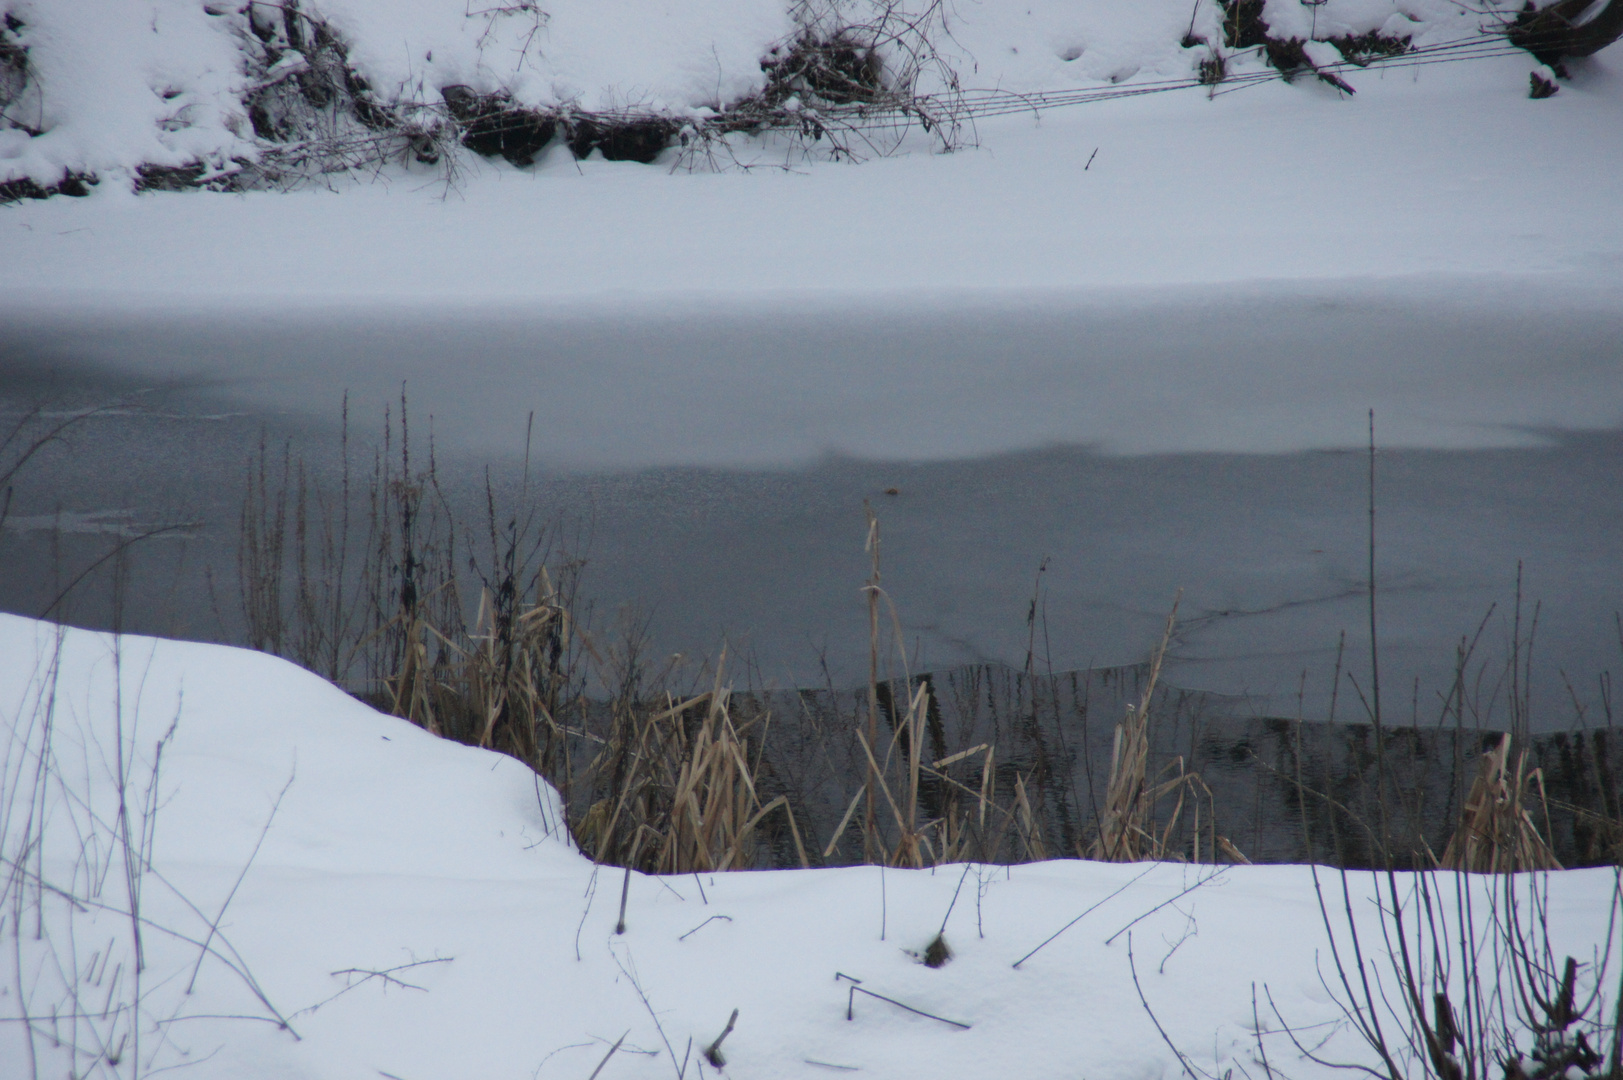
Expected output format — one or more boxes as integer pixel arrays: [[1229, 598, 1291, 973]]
[[235, 415, 1245, 873], [238, 397, 810, 875], [1438, 732, 1562, 873]]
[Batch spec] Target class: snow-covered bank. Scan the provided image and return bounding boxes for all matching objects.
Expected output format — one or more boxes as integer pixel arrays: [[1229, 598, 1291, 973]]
[[0, 0, 1570, 193], [3, 614, 1620, 1079]]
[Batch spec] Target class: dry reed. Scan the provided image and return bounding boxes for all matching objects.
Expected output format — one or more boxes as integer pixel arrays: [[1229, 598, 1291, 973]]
[[575, 651, 810, 874], [1088, 597, 1247, 864], [818, 506, 1058, 868], [1438, 732, 1562, 873]]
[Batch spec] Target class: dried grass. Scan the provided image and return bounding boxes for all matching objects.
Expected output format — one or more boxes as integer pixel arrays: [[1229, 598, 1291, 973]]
[[1438, 732, 1563, 873], [812, 507, 1061, 868], [234, 398, 822, 875], [231, 407, 1615, 881], [1088, 597, 1247, 864], [575, 651, 809, 874]]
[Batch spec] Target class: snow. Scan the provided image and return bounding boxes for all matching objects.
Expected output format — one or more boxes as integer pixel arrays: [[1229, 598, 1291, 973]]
[[3, 613, 1619, 1079], [0, 0, 1587, 189], [3, 34, 1618, 1080], [11, 73, 1623, 304], [0, 1, 251, 188], [311, 0, 793, 115]]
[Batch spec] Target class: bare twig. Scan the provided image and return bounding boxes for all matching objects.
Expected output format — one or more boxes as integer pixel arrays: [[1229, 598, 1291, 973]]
[[835, 972, 970, 1029]]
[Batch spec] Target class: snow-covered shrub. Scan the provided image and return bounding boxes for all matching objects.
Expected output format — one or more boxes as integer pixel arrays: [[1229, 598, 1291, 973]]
[[1209, 0, 1410, 90], [1301, 861, 1623, 1080], [776, 0, 961, 103], [760, 28, 886, 105], [676, 0, 970, 168], [1501, 956, 1612, 1080], [235, 0, 457, 187]]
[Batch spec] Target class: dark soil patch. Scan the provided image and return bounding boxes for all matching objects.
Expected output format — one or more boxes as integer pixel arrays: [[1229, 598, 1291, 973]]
[[442, 85, 556, 167], [1221, 0, 1269, 50], [136, 162, 209, 192], [0, 171, 95, 204], [1, 12, 37, 135], [567, 116, 677, 163], [1220, 0, 1310, 74], [0, 20, 25, 94], [1510, 0, 1623, 67], [1329, 31, 1412, 66]]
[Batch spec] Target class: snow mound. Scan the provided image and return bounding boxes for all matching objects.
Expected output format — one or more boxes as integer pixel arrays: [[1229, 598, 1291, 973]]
[[312, 0, 793, 114], [1, 1, 251, 191], [2, 614, 1618, 1079]]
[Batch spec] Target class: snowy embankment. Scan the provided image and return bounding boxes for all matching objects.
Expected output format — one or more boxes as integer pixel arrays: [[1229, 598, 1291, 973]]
[[3, 614, 1619, 1079], [0, 0, 1516, 193]]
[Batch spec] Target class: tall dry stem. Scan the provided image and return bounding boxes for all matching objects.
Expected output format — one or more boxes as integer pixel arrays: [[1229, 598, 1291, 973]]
[[1090, 599, 1178, 860], [864, 502, 882, 861]]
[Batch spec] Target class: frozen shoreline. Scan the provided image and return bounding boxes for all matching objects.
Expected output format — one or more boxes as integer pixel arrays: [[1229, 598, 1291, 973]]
[[2, 613, 1619, 1080]]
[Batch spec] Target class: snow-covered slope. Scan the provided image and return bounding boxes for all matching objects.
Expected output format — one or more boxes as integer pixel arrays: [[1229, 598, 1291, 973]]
[[0, 0, 1582, 190], [2, 0, 1618, 307], [2, 615, 1618, 1079], [0, 1, 251, 190]]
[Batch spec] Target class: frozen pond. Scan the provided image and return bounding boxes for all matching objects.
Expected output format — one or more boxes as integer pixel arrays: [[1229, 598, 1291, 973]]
[[8, 277, 1622, 465], [2, 286, 1620, 727]]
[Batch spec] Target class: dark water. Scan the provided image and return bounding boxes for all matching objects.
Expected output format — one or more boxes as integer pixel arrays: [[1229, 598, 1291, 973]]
[[719, 663, 1623, 870], [1, 304, 1620, 728]]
